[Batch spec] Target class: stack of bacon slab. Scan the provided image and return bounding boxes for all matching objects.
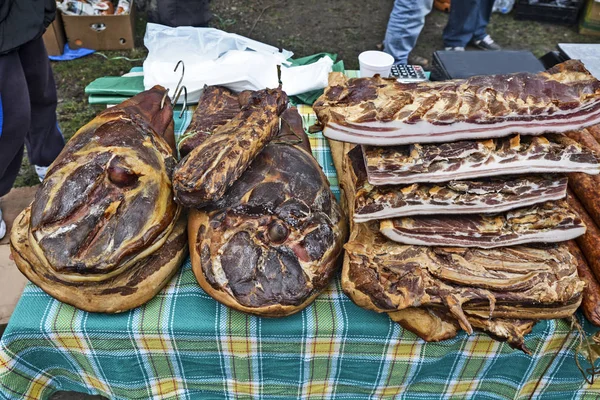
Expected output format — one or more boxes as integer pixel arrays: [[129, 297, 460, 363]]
[[315, 60, 600, 351]]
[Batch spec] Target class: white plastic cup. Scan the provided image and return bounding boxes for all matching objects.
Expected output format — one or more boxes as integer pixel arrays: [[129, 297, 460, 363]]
[[358, 51, 394, 78]]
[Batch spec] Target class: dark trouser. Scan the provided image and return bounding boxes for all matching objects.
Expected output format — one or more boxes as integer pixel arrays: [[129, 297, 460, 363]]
[[442, 0, 495, 48], [0, 36, 64, 197]]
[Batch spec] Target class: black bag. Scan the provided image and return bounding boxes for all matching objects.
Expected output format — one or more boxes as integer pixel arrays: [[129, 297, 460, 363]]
[[431, 50, 544, 81], [147, 0, 212, 27]]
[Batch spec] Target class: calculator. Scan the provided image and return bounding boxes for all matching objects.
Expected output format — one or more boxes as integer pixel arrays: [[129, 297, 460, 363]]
[[390, 64, 427, 82]]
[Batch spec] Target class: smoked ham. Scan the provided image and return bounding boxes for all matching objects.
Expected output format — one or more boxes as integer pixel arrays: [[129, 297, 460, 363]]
[[10, 87, 188, 313], [189, 109, 346, 317]]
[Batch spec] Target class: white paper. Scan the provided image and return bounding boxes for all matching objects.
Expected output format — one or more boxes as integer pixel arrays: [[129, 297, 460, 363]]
[[280, 56, 333, 96]]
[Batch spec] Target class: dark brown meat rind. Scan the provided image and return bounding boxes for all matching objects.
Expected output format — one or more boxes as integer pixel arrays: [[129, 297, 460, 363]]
[[566, 127, 600, 230], [566, 240, 600, 327], [388, 308, 460, 342], [189, 110, 346, 317], [568, 192, 600, 285], [363, 133, 599, 185], [380, 200, 585, 248], [100, 85, 177, 154], [467, 316, 534, 354], [173, 87, 288, 209], [314, 60, 600, 145], [278, 108, 312, 152], [178, 86, 241, 157], [586, 124, 600, 144], [11, 86, 187, 313]]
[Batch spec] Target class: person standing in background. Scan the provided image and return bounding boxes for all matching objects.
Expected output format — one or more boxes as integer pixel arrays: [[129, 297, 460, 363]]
[[0, 0, 65, 239], [383, 0, 501, 67], [383, 0, 434, 66], [443, 0, 501, 51]]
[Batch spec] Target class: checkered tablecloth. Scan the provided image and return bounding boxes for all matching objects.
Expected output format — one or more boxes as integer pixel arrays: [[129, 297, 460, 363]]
[[1, 103, 600, 400]]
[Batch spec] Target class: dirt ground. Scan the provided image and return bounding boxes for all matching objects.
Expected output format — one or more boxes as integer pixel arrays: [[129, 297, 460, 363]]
[[2, 2, 597, 399]]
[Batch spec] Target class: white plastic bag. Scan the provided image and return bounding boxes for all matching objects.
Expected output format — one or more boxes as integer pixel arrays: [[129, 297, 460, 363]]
[[143, 23, 293, 103]]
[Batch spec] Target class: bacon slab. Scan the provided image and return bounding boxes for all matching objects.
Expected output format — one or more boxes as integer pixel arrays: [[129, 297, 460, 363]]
[[363, 133, 599, 185], [344, 222, 584, 333], [314, 60, 600, 145], [380, 200, 585, 248], [348, 146, 569, 222]]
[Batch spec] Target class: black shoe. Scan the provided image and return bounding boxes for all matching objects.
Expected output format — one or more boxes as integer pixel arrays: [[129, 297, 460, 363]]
[[472, 35, 501, 51]]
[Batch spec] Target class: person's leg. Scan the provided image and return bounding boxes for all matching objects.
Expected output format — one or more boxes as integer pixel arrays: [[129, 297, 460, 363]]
[[383, 0, 434, 65], [470, 0, 501, 50], [473, 0, 495, 41], [442, 0, 480, 48], [17, 36, 64, 170], [0, 51, 30, 198]]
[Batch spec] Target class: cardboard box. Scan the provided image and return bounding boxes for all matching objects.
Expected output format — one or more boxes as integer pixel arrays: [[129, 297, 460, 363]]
[[42, 13, 66, 56], [61, 1, 135, 50], [580, 0, 600, 36]]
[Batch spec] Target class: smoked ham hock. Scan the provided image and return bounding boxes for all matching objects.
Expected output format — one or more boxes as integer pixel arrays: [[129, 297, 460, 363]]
[[173, 87, 288, 208], [10, 86, 188, 313], [189, 109, 346, 317], [314, 60, 600, 146], [177, 86, 244, 158]]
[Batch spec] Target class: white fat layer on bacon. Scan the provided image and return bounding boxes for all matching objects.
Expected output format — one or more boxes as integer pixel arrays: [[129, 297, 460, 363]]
[[353, 191, 566, 223], [324, 107, 600, 145], [368, 162, 599, 185], [380, 226, 586, 249]]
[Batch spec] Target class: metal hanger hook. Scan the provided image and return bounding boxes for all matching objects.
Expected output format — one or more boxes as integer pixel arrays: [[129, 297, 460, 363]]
[[173, 86, 188, 119], [160, 90, 169, 110], [173, 60, 185, 100]]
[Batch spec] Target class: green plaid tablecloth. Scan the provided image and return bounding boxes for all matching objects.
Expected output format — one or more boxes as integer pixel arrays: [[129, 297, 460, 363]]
[[2, 100, 600, 400]]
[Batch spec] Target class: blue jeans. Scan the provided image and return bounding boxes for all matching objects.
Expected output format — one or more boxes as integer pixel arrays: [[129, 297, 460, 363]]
[[443, 0, 495, 47], [383, 0, 434, 65]]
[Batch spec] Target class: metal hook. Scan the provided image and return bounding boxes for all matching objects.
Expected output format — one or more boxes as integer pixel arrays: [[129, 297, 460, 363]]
[[159, 60, 185, 110], [173, 60, 185, 101], [173, 86, 188, 119], [160, 90, 170, 110]]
